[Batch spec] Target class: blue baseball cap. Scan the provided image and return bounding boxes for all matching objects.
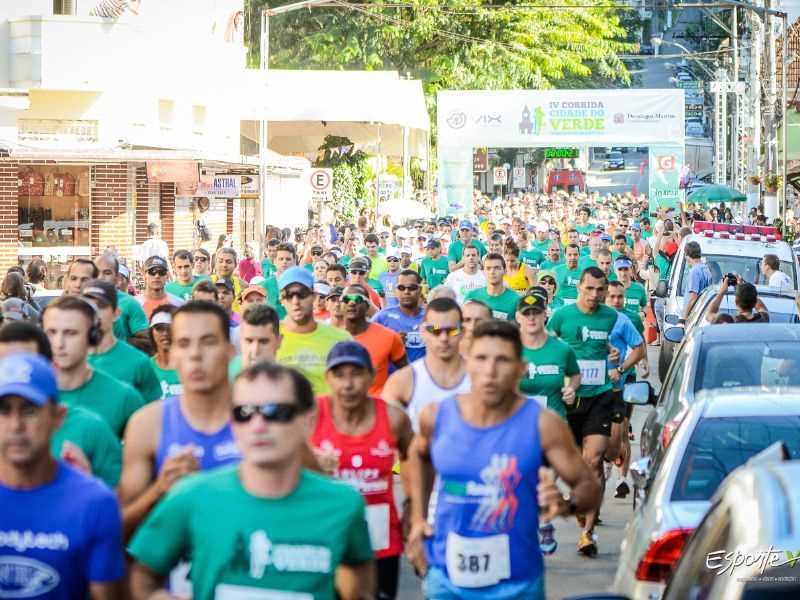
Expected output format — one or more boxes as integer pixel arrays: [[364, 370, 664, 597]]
[[325, 341, 374, 372], [0, 353, 58, 406], [278, 266, 314, 291], [458, 220, 473, 230], [600, 233, 612, 242], [614, 256, 633, 269]]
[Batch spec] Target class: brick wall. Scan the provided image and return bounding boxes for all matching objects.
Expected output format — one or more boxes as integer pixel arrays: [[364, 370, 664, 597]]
[[173, 196, 195, 253], [159, 183, 176, 255], [91, 163, 132, 259], [0, 161, 19, 272], [135, 166, 150, 245]]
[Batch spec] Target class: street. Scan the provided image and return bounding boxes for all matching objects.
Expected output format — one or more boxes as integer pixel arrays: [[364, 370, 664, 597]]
[[585, 150, 649, 197], [397, 347, 661, 600]]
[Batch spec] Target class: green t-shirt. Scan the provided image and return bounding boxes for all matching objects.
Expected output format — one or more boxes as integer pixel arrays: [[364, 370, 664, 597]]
[[367, 255, 389, 281], [51, 405, 122, 487], [520, 336, 580, 419], [464, 287, 520, 321], [540, 259, 563, 271], [88, 340, 162, 403], [641, 230, 653, 240], [554, 264, 582, 302], [228, 355, 242, 381], [548, 303, 619, 398], [575, 223, 596, 235], [276, 324, 352, 395], [261, 259, 277, 278], [419, 256, 450, 289], [655, 253, 672, 282], [59, 369, 145, 438], [165, 276, 207, 302], [577, 255, 597, 271], [447, 239, 487, 265], [113, 290, 149, 340], [623, 281, 648, 320], [128, 468, 373, 600], [520, 249, 544, 269], [259, 276, 286, 320], [533, 239, 553, 255], [150, 356, 183, 399]]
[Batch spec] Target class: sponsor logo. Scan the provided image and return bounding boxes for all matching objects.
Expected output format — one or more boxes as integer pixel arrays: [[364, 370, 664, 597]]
[[474, 114, 502, 127], [519, 105, 544, 135], [655, 155, 677, 171], [706, 547, 800, 577], [249, 531, 331, 576], [370, 439, 394, 458], [613, 113, 625, 124], [0, 556, 60, 597], [580, 326, 609, 342], [0, 531, 69, 552], [0, 361, 32, 386], [625, 111, 678, 123], [528, 364, 560, 378], [446, 111, 467, 129], [469, 454, 521, 532]]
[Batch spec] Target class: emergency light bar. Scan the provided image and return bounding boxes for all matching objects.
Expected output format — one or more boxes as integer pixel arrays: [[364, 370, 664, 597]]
[[692, 221, 781, 241]]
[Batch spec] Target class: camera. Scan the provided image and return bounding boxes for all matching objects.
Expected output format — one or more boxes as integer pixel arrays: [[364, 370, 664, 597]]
[[726, 273, 738, 286]]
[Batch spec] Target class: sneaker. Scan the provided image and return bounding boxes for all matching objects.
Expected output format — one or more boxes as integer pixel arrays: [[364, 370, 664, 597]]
[[539, 523, 558, 555], [615, 479, 630, 499], [577, 531, 598, 557], [603, 460, 613, 481]]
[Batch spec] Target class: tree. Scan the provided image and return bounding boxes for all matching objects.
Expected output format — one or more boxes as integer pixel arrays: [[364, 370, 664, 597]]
[[313, 135, 374, 223], [246, 0, 636, 94]]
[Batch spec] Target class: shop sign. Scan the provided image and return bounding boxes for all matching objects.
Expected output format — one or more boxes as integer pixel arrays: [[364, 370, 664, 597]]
[[473, 148, 488, 172], [147, 161, 199, 184], [240, 174, 259, 199], [198, 174, 241, 198]]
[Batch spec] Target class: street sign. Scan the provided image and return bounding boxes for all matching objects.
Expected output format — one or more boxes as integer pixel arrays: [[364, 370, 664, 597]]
[[473, 147, 488, 172], [709, 81, 746, 93], [310, 168, 333, 205], [512, 167, 526, 189], [493, 166, 508, 186], [676, 80, 702, 89], [686, 103, 704, 118]]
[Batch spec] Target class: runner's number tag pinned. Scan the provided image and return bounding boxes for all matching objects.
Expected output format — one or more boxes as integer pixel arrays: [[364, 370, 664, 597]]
[[577, 360, 606, 386], [365, 503, 390, 552], [445, 532, 511, 588]]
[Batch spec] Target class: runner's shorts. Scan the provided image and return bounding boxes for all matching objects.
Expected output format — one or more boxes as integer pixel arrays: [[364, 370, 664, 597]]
[[566, 391, 614, 443]]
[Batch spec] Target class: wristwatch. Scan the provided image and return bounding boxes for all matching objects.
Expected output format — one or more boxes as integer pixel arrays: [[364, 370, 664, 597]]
[[562, 493, 578, 516], [616, 365, 625, 375]]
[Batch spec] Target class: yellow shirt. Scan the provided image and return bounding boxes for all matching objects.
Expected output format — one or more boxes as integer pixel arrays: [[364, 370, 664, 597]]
[[504, 267, 529, 293], [275, 323, 352, 396]]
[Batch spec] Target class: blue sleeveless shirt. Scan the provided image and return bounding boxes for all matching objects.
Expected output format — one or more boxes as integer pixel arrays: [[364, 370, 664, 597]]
[[155, 395, 241, 472], [426, 396, 544, 590]]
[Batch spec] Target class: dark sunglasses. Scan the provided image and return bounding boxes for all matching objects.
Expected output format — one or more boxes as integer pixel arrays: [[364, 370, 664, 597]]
[[281, 288, 313, 301], [349, 269, 366, 276], [387, 257, 400, 262], [540, 278, 556, 285], [423, 324, 462, 337], [341, 294, 367, 305], [195, 256, 208, 262], [232, 403, 300, 424], [311, 251, 322, 256], [147, 269, 167, 277], [396, 284, 419, 292]]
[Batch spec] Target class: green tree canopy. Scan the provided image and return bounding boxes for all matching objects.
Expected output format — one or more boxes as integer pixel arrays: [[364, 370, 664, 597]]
[[246, 0, 637, 94]]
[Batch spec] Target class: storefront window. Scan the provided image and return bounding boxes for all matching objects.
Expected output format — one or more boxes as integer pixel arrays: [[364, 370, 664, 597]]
[[17, 165, 91, 250]]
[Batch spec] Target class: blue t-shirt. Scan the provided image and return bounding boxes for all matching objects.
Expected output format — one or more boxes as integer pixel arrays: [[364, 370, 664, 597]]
[[609, 311, 643, 390], [0, 462, 124, 598], [687, 263, 713, 295], [372, 305, 426, 362], [379, 270, 401, 308]]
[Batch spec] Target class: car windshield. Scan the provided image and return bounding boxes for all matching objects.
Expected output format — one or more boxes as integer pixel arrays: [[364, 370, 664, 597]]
[[695, 341, 800, 391], [678, 254, 796, 296], [672, 416, 800, 501], [608, 152, 622, 159]]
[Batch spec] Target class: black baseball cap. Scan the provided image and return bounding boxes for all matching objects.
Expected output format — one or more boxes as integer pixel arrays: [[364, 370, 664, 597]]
[[81, 279, 118, 311], [517, 286, 548, 313], [426, 239, 442, 249], [215, 277, 235, 292], [349, 257, 370, 272], [144, 256, 169, 271]]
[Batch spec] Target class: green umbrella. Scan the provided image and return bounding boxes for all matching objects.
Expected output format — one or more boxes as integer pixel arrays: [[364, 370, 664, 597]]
[[687, 184, 747, 204]]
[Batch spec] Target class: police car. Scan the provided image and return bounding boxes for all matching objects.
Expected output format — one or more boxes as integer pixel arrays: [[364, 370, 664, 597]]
[[654, 221, 800, 381]]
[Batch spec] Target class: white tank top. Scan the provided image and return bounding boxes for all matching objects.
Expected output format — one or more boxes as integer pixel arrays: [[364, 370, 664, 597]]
[[407, 357, 471, 431]]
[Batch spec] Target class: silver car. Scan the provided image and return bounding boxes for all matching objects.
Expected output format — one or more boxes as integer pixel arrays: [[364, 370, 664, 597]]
[[613, 387, 800, 600]]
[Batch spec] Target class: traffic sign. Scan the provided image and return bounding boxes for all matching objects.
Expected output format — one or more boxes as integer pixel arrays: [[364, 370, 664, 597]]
[[493, 166, 508, 186], [512, 167, 526, 189], [676, 80, 702, 89], [310, 168, 333, 204]]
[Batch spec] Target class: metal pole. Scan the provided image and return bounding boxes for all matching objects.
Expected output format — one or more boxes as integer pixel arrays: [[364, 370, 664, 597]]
[[781, 12, 788, 224], [258, 10, 269, 241]]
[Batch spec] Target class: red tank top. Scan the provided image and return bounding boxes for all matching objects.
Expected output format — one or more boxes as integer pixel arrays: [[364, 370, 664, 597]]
[[311, 396, 402, 558]]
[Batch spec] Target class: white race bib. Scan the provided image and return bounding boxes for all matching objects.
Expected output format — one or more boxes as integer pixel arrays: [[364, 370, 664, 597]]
[[562, 298, 577, 305], [531, 395, 547, 408], [215, 584, 313, 599], [578, 360, 606, 386], [169, 561, 192, 598], [365, 503, 390, 552], [445, 532, 511, 588]]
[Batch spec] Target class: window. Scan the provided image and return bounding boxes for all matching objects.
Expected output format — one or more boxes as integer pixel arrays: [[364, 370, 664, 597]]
[[696, 341, 800, 390], [53, 0, 76, 15], [192, 105, 207, 135], [159, 100, 175, 131], [678, 254, 797, 296]]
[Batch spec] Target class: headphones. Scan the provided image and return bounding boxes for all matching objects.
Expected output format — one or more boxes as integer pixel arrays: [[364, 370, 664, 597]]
[[76, 297, 103, 346]]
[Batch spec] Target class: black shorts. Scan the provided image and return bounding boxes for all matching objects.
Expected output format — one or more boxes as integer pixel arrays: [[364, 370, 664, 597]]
[[566, 390, 614, 443], [610, 375, 637, 423]]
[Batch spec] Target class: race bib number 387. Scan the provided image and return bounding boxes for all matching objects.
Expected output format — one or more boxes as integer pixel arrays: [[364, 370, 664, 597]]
[[445, 532, 511, 588]]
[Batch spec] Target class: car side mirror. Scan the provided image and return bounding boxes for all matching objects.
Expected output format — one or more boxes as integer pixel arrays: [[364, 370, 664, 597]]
[[663, 326, 684, 344], [630, 457, 651, 489], [623, 381, 653, 406], [655, 280, 668, 298]]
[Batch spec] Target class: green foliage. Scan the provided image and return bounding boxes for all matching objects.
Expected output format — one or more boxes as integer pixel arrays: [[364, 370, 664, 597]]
[[246, 1, 636, 95], [314, 135, 374, 222]]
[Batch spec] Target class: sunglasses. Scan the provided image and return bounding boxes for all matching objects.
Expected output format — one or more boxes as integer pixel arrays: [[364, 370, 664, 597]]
[[349, 269, 366, 276], [540, 278, 556, 285], [396, 284, 419, 292], [195, 257, 208, 262], [281, 288, 313, 301], [147, 269, 167, 277], [387, 257, 400, 262], [311, 251, 322, 257], [232, 403, 300, 424], [341, 294, 367, 305], [423, 324, 462, 337]]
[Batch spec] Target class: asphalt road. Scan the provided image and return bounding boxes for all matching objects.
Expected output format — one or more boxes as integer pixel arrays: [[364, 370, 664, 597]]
[[395, 346, 662, 600], [585, 152, 650, 197]]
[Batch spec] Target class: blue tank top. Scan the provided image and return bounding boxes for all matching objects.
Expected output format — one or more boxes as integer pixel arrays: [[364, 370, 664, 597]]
[[155, 395, 241, 472], [426, 396, 543, 590]]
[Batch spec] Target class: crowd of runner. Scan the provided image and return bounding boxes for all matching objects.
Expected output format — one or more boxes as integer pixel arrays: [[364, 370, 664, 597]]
[[0, 189, 771, 599]]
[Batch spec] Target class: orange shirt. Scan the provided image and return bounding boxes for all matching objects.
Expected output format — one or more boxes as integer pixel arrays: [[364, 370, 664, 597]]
[[354, 322, 407, 396]]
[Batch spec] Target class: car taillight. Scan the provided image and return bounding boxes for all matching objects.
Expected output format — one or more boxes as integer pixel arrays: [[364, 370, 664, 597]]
[[635, 528, 694, 582]]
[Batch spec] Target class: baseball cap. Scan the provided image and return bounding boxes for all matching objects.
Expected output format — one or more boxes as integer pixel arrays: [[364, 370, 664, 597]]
[[144, 256, 169, 271], [215, 277, 235, 292], [517, 287, 549, 313], [150, 311, 172, 328], [458, 220, 473, 230], [536, 222, 549, 233], [426, 239, 442, 249], [118, 263, 130, 280], [396, 228, 410, 239], [278, 266, 314, 291], [386, 249, 400, 260], [81, 279, 118, 310], [327, 285, 345, 299], [600, 233, 612, 242], [400, 246, 413, 255], [310, 245, 324, 255], [240, 285, 266, 301], [631, 222, 642, 231], [614, 256, 633, 269], [326, 340, 374, 372], [349, 258, 370, 272], [537, 270, 557, 282], [437, 217, 450, 226], [1, 298, 25, 322], [313, 281, 331, 296], [0, 353, 58, 406]]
